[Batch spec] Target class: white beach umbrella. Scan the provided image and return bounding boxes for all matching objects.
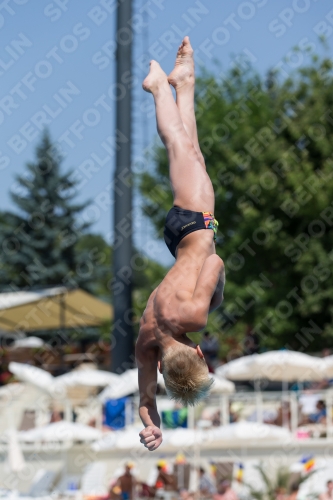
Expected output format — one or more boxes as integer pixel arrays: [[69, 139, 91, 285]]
[[9, 362, 120, 397], [209, 374, 235, 394], [115, 428, 143, 449], [54, 369, 119, 389], [0, 383, 25, 401], [163, 428, 206, 447], [91, 431, 118, 452], [9, 362, 54, 392], [12, 336, 45, 348], [91, 427, 205, 452], [215, 355, 258, 380], [216, 351, 324, 382], [92, 423, 288, 452], [254, 350, 324, 382], [19, 421, 102, 442], [98, 369, 139, 402], [91, 427, 144, 451], [209, 422, 291, 444], [320, 355, 333, 379]]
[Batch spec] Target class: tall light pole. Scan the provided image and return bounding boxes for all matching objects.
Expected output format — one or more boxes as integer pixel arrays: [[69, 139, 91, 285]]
[[111, 0, 134, 373]]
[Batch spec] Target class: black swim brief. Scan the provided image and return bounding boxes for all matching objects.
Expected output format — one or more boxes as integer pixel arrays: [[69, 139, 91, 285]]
[[163, 206, 218, 258]]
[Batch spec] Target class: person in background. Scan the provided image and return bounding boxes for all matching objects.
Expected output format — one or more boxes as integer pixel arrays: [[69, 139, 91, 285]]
[[50, 409, 64, 423], [287, 483, 299, 500], [87, 417, 97, 427], [274, 486, 287, 500], [115, 464, 136, 500], [155, 464, 176, 492], [0, 357, 11, 385], [211, 404, 239, 427], [264, 401, 291, 428], [213, 480, 238, 500], [179, 491, 194, 500], [308, 400, 327, 424], [200, 331, 219, 371], [162, 403, 188, 429], [198, 467, 216, 496], [320, 480, 333, 500]]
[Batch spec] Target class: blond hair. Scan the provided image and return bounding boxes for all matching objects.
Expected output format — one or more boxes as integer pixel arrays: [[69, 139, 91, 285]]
[[162, 344, 213, 406]]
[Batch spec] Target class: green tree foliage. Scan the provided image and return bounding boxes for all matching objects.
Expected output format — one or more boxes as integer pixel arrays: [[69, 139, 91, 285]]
[[74, 233, 112, 298], [0, 131, 99, 292], [246, 463, 315, 500], [0, 211, 17, 286], [140, 54, 333, 354]]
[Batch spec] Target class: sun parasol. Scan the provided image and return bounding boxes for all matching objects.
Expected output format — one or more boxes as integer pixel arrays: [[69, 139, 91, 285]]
[[0, 287, 112, 332], [216, 350, 324, 382], [18, 421, 102, 443]]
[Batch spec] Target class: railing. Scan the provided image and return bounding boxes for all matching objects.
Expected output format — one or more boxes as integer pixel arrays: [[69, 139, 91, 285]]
[[155, 390, 333, 439], [1, 386, 333, 443]]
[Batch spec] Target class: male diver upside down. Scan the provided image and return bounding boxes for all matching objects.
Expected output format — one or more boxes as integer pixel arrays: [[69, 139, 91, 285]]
[[135, 37, 225, 451]]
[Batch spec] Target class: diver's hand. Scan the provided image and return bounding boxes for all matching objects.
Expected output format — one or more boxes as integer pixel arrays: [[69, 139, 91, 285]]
[[139, 425, 162, 451]]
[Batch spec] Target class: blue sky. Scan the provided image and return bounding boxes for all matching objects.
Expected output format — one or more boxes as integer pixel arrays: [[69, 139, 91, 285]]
[[1, 0, 332, 266]]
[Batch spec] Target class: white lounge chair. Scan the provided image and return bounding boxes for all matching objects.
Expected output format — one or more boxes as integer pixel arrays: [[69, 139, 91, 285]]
[[81, 461, 107, 496], [54, 474, 81, 494], [28, 469, 56, 497]]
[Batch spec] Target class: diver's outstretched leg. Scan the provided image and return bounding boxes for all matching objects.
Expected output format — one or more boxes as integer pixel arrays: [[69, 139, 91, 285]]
[[142, 61, 214, 212], [143, 60, 213, 212], [168, 36, 205, 168]]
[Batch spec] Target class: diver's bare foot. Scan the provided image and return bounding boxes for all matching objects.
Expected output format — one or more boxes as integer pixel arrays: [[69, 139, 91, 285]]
[[168, 36, 194, 90], [142, 60, 168, 94]]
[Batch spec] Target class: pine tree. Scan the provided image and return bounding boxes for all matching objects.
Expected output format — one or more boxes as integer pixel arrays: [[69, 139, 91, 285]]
[[0, 130, 91, 291]]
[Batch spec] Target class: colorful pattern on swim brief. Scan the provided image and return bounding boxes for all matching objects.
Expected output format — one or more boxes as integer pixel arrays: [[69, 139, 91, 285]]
[[202, 212, 218, 241]]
